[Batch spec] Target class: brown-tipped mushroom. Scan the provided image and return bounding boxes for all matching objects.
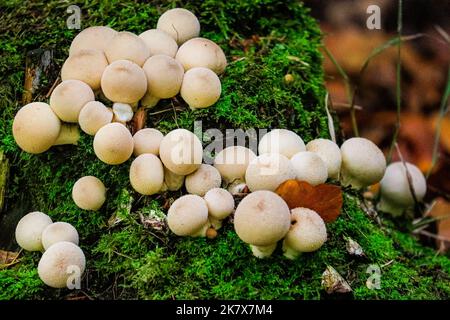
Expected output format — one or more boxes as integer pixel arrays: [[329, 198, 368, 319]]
[[104, 31, 150, 67], [167, 194, 209, 237], [72, 176, 106, 211], [204, 188, 234, 229], [93, 123, 134, 165], [129, 154, 164, 195], [185, 164, 222, 196], [78, 101, 113, 135], [157, 8, 200, 45], [139, 29, 178, 58], [69, 26, 117, 55], [142, 55, 184, 99], [180, 67, 221, 109], [133, 128, 164, 156], [213, 146, 256, 184]]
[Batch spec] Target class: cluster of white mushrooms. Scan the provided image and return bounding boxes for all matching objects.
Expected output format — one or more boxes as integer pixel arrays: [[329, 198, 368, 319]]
[[15, 212, 84, 288]]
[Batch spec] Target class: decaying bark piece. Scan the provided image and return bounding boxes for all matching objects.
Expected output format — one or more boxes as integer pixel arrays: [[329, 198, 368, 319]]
[[22, 49, 55, 104], [0, 151, 9, 214]]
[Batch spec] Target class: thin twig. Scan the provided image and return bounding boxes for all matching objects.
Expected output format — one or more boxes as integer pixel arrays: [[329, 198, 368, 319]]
[[415, 229, 450, 242], [395, 143, 420, 209], [148, 107, 184, 116]]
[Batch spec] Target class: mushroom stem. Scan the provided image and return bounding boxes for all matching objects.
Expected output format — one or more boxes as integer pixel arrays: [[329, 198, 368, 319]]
[[282, 240, 302, 260], [377, 197, 404, 217], [53, 124, 80, 145], [208, 217, 223, 230], [190, 222, 210, 237], [250, 243, 277, 259]]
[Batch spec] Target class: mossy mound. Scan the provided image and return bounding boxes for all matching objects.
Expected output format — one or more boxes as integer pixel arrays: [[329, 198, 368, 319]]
[[0, 0, 449, 300]]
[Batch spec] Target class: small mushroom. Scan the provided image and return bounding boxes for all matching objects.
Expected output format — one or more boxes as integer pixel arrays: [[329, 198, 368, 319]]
[[142, 55, 184, 99], [133, 128, 164, 156], [157, 8, 200, 45], [61, 49, 108, 90], [69, 26, 117, 55], [93, 123, 134, 165], [37, 241, 86, 288], [245, 153, 296, 192], [180, 67, 221, 109], [227, 179, 248, 195], [282, 207, 327, 260], [104, 31, 150, 66], [112, 103, 134, 124], [340, 137, 386, 189], [15, 212, 53, 252], [159, 128, 203, 175], [140, 92, 160, 109], [41, 222, 79, 251], [78, 101, 113, 135], [185, 164, 222, 196], [129, 154, 164, 195], [213, 146, 256, 184], [100, 60, 147, 104], [234, 190, 291, 258], [163, 166, 185, 191], [49, 80, 95, 123], [167, 194, 209, 237], [72, 176, 106, 211], [204, 188, 234, 229], [290, 151, 328, 186], [378, 161, 427, 216], [176, 37, 227, 74], [258, 129, 306, 159], [306, 138, 342, 179], [139, 29, 178, 58]]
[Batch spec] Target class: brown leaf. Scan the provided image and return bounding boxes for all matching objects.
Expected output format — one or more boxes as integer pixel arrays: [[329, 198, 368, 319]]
[[427, 197, 450, 252], [275, 180, 343, 222], [0, 250, 20, 267], [321, 265, 352, 294], [131, 108, 147, 135]]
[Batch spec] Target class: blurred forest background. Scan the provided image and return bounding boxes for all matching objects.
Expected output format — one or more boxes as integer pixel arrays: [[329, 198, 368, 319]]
[[305, 0, 450, 252]]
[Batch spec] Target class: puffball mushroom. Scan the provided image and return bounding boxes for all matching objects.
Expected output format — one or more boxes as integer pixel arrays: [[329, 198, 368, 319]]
[[41, 222, 79, 251], [13, 102, 61, 154], [112, 103, 134, 124], [37, 241, 86, 289], [282, 207, 327, 260], [180, 67, 221, 109], [258, 129, 306, 159], [159, 128, 203, 175], [15, 211, 53, 252], [93, 123, 134, 165], [104, 31, 150, 66], [157, 8, 200, 45], [167, 194, 209, 237], [185, 164, 222, 196], [101, 59, 147, 104], [290, 151, 328, 186], [49, 80, 95, 123], [142, 55, 184, 99], [340, 137, 386, 189], [234, 191, 290, 258], [378, 161, 427, 216], [61, 49, 108, 90], [176, 37, 227, 74], [129, 154, 164, 195], [72, 176, 106, 211], [78, 101, 113, 135], [245, 153, 296, 192], [140, 92, 160, 109], [204, 188, 234, 229], [163, 167, 185, 191], [139, 29, 178, 58], [69, 26, 117, 55], [306, 138, 342, 179], [213, 146, 256, 183], [133, 128, 164, 156]]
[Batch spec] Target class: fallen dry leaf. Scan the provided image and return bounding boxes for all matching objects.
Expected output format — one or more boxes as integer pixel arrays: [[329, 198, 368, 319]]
[[0, 250, 20, 268], [321, 265, 352, 294], [427, 197, 450, 252], [275, 180, 343, 222], [345, 237, 365, 257]]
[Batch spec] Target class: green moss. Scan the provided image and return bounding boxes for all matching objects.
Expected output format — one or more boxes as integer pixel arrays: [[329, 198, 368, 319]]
[[0, 0, 449, 300]]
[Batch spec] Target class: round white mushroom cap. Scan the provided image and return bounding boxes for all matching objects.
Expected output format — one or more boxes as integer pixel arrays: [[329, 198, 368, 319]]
[[245, 153, 296, 192], [258, 129, 306, 159], [176, 37, 227, 74], [42, 222, 79, 251], [204, 188, 234, 220], [129, 154, 164, 195], [157, 8, 200, 45], [72, 176, 106, 211], [37, 241, 86, 288], [159, 128, 203, 175], [213, 146, 256, 183], [69, 26, 117, 55], [185, 164, 222, 196], [78, 101, 113, 135], [104, 31, 150, 66], [142, 55, 184, 99], [378, 161, 427, 216], [13, 102, 61, 154], [290, 151, 328, 186], [112, 103, 134, 123], [93, 122, 134, 165], [283, 207, 327, 259], [133, 128, 164, 156], [139, 29, 178, 58], [340, 137, 386, 189], [49, 80, 95, 123], [306, 138, 342, 179], [167, 194, 209, 237], [15, 211, 53, 252], [180, 67, 221, 109]]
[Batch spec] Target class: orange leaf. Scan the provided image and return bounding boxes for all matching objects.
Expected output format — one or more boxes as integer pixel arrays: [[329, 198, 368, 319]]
[[275, 180, 343, 223]]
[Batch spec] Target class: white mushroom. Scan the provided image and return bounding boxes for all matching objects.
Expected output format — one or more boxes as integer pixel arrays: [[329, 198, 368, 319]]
[[213, 146, 256, 184], [69, 26, 117, 55], [306, 138, 342, 179], [167, 194, 209, 237], [180, 67, 221, 109], [258, 129, 306, 159], [129, 154, 164, 195], [15, 211, 53, 252], [163, 166, 185, 192], [72, 176, 106, 211], [93, 123, 134, 165], [78, 101, 113, 135], [157, 8, 200, 45], [142, 55, 184, 99], [204, 188, 234, 229], [112, 103, 134, 124], [104, 31, 150, 66], [185, 164, 222, 196], [41, 222, 79, 251], [139, 29, 178, 58], [140, 92, 160, 109], [290, 151, 328, 186], [133, 128, 164, 156]]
